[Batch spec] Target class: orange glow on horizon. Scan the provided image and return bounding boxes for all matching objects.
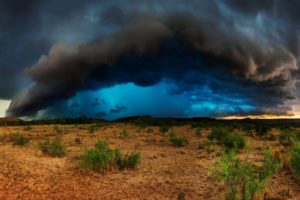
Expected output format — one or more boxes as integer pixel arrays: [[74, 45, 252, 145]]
[[222, 114, 300, 119]]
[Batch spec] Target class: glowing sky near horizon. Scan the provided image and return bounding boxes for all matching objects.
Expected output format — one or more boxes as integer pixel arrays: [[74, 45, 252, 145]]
[[0, 100, 10, 117]]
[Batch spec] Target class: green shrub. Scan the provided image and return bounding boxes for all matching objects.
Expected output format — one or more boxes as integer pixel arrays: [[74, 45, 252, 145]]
[[159, 126, 169, 133], [241, 124, 255, 133], [146, 128, 153, 134], [195, 128, 201, 138], [115, 150, 141, 169], [279, 129, 298, 147], [210, 150, 282, 200], [53, 126, 62, 134], [88, 124, 97, 134], [223, 134, 246, 150], [87, 123, 104, 134], [169, 134, 189, 147], [23, 126, 32, 131], [79, 140, 141, 172], [255, 125, 271, 137], [94, 140, 110, 150], [10, 133, 30, 146], [120, 129, 128, 139], [291, 143, 300, 179], [79, 140, 115, 172], [209, 127, 245, 150], [38, 138, 66, 157], [134, 120, 147, 129], [198, 141, 206, 150], [208, 127, 228, 142], [74, 137, 82, 144]]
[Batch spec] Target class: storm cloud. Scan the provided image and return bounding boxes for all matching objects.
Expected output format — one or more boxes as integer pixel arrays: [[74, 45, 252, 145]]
[[2, 0, 300, 118]]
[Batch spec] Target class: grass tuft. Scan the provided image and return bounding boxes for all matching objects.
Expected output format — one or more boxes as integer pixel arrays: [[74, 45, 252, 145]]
[[38, 138, 66, 157], [10, 133, 30, 146], [79, 140, 140, 172], [169, 134, 189, 147], [291, 143, 300, 180]]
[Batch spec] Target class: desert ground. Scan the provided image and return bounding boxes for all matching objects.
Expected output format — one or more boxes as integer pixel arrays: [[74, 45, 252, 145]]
[[0, 123, 299, 200]]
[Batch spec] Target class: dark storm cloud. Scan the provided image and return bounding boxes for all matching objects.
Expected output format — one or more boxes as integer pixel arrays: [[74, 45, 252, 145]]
[[2, 0, 300, 117], [0, 0, 114, 92]]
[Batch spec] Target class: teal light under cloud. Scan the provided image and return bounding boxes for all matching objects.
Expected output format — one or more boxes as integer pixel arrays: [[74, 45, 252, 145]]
[[39, 80, 257, 120], [68, 81, 188, 120]]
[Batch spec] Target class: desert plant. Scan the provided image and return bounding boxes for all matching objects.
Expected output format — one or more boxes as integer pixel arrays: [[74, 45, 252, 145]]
[[241, 124, 255, 134], [115, 150, 141, 169], [74, 137, 82, 144], [177, 192, 185, 200], [279, 129, 298, 147], [0, 133, 9, 143], [87, 123, 104, 134], [255, 125, 271, 137], [10, 133, 30, 146], [53, 126, 62, 134], [79, 140, 141, 172], [195, 127, 201, 138], [291, 143, 300, 180], [23, 126, 32, 131], [209, 127, 245, 150], [88, 124, 97, 134], [198, 141, 207, 150], [79, 140, 115, 172], [223, 134, 246, 151], [210, 149, 282, 200], [208, 127, 228, 142], [159, 125, 169, 133], [169, 134, 189, 147], [119, 129, 128, 139], [146, 128, 153, 134], [38, 138, 66, 157]]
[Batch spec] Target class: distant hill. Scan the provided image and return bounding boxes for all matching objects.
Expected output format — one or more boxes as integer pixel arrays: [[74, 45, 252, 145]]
[[0, 117, 23, 122], [1, 115, 300, 127]]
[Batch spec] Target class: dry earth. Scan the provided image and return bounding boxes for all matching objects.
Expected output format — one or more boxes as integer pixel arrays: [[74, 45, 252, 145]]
[[0, 124, 299, 200]]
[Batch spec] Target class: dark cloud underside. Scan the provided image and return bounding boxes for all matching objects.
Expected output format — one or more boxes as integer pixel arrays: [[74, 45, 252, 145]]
[[0, 0, 299, 118]]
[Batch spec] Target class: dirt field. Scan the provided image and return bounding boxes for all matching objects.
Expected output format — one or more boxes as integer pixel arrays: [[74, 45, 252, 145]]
[[0, 124, 299, 200]]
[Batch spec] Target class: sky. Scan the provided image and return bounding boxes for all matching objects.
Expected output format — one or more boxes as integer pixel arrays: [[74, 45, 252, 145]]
[[1, 0, 300, 119], [0, 100, 10, 117]]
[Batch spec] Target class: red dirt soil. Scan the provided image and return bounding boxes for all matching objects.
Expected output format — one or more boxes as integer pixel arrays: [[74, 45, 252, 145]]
[[0, 124, 299, 200]]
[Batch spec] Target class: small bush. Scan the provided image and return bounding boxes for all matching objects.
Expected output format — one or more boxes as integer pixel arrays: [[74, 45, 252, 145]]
[[79, 140, 115, 172], [88, 125, 97, 134], [0, 133, 9, 143], [79, 140, 141, 172], [198, 141, 206, 150], [134, 120, 147, 129], [53, 126, 62, 134], [169, 134, 189, 147], [87, 123, 104, 134], [208, 127, 228, 142], [223, 134, 245, 150], [209, 127, 245, 150], [23, 126, 32, 131], [119, 129, 128, 139], [159, 126, 169, 133], [255, 125, 271, 137], [241, 124, 255, 134], [115, 150, 141, 169], [279, 129, 298, 147], [291, 143, 300, 179], [10, 133, 30, 146], [74, 137, 82, 144], [195, 128, 201, 138], [146, 128, 153, 134], [210, 149, 282, 200], [38, 138, 66, 157]]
